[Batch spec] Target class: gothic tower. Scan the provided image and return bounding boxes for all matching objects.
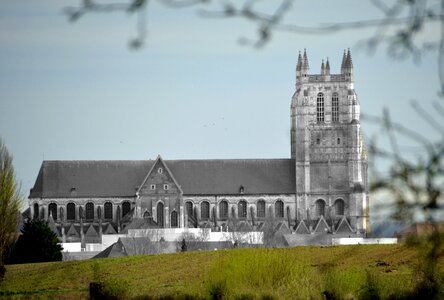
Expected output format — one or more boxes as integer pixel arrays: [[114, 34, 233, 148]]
[[291, 49, 368, 233]]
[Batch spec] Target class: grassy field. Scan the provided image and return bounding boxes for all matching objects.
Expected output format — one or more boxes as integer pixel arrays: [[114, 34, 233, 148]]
[[0, 244, 442, 299]]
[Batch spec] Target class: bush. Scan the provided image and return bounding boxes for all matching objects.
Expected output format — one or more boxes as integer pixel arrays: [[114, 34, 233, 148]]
[[8, 219, 62, 264]]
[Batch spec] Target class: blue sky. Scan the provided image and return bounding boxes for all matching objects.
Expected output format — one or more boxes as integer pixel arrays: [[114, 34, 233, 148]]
[[0, 1, 441, 218]]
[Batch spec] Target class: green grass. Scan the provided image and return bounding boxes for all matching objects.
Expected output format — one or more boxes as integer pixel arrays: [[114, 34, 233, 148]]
[[1, 244, 442, 299]]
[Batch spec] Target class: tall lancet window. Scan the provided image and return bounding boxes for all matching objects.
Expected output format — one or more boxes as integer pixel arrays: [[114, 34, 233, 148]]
[[332, 93, 339, 123], [317, 93, 324, 122]]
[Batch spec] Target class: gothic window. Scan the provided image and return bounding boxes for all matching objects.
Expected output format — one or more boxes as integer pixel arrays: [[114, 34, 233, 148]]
[[201, 201, 210, 220], [335, 199, 345, 216], [275, 200, 284, 218], [219, 200, 228, 219], [104, 202, 113, 220], [157, 202, 164, 228], [315, 200, 325, 217], [332, 93, 339, 123], [317, 93, 324, 122], [257, 200, 266, 218], [67, 203, 75, 221], [186, 201, 194, 217], [33, 203, 39, 219], [171, 211, 178, 227], [86, 202, 94, 220], [49, 203, 57, 220], [238, 200, 247, 218], [122, 201, 131, 218]]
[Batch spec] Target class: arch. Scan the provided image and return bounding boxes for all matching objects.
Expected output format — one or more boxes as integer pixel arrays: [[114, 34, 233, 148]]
[[334, 199, 345, 216], [157, 202, 164, 228], [238, 200, 247, 218], [219, 200, 228, 219], [122, 201, 131, 218], [171, 211, 178, 228], [143, 210, 151, 219], [317, 92, 325, 122], [332, 92, 339, 123], [201, 201, 210, 220], [275, 200, 284, 218], [104, 202, 113, 220], [185, 201, 194, 217], [33, 203, 39, 219], [257, 200, 266, 218], [315, 199, 325, 217], [86, 202, 94, 220], [66, 203, 76, 221], [48, 203, 57, 220]]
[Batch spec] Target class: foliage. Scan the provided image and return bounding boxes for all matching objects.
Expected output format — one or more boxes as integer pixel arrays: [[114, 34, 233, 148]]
[[7, 219, 63, 264], [0, 139, 21, 279], [1, 245, 442, 299]]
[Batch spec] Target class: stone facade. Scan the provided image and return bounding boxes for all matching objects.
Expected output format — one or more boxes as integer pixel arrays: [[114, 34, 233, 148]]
[[28, 50, 368, 242]]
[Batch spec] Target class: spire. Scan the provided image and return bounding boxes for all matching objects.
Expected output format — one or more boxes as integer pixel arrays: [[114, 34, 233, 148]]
[[326, 57, 330, 75], [344, 48, 353, 69], [342, 48, 354, 81], [321, 59, 325, 75], [296, 51, 302, 71], [341, 49, 347, 73], [302, 49, 309, 71]]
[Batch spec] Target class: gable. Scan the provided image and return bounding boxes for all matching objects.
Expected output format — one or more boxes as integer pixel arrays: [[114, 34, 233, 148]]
[[295, 221, 310, 234], [137, 156, 182, 196], [335, 217, 354, 233], [314, 216, 329, 233]]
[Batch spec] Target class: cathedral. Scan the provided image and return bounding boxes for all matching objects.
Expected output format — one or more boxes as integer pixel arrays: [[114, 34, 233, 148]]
[[28, 50, 368, 243]]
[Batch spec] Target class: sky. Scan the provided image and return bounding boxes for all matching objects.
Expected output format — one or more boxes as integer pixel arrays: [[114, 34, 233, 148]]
[[0, 1, 441, 221]]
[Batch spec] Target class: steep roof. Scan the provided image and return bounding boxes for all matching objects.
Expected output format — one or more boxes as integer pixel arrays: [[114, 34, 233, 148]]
[[29, 158, 296, 198]]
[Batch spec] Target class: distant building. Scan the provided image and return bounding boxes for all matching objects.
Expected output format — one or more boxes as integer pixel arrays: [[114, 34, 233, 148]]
[[28, 50, 369, 244]]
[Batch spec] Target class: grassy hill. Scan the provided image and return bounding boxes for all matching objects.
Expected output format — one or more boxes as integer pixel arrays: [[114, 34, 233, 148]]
[[1, 244, 442, 299]]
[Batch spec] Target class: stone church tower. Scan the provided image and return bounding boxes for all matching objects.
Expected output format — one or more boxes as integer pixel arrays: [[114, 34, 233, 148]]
[[291, 49, 368, 233]]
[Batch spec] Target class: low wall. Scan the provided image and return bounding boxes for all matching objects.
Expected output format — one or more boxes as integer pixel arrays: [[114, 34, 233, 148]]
[[332, 238, 398, 245]]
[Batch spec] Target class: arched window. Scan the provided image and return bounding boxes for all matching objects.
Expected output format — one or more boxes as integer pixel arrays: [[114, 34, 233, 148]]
[[275, 200, 284, 218], [157, 202, 164, 228], [122, 201, 131, 218], [257, 200, 266, 218], [67, 203, 75, 221], [335, 199, 345, 216], [238, 200, 247, 218], [49, 203, 57, 220], [171, 211, 178, 227], [219, 200, 228, 219], [317, 93, 324, 122], [104, 202, 113, 220], [315, 200, 325, 217], [201, 201, 210, 220], [33, 203, 39, 219], [332, 93, 339, 123], [86, 202, 94, 220], [186, 201, 193, 217]]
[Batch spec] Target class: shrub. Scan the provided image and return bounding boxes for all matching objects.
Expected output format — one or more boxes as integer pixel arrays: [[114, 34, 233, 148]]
[[8, 219, 62, 264]]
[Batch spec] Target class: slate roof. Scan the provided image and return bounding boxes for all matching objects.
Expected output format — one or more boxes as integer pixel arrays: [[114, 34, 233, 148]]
[[29, 158, 296, 198]]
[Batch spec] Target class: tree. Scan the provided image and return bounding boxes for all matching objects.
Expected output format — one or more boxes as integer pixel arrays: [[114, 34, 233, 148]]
[[8, 219, 63, 264], [0, 139, 21, 279]]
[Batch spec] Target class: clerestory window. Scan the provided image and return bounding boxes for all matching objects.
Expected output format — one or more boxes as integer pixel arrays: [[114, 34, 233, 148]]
[[317, 93, 324, 122], [332, 93, 339, 123]]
